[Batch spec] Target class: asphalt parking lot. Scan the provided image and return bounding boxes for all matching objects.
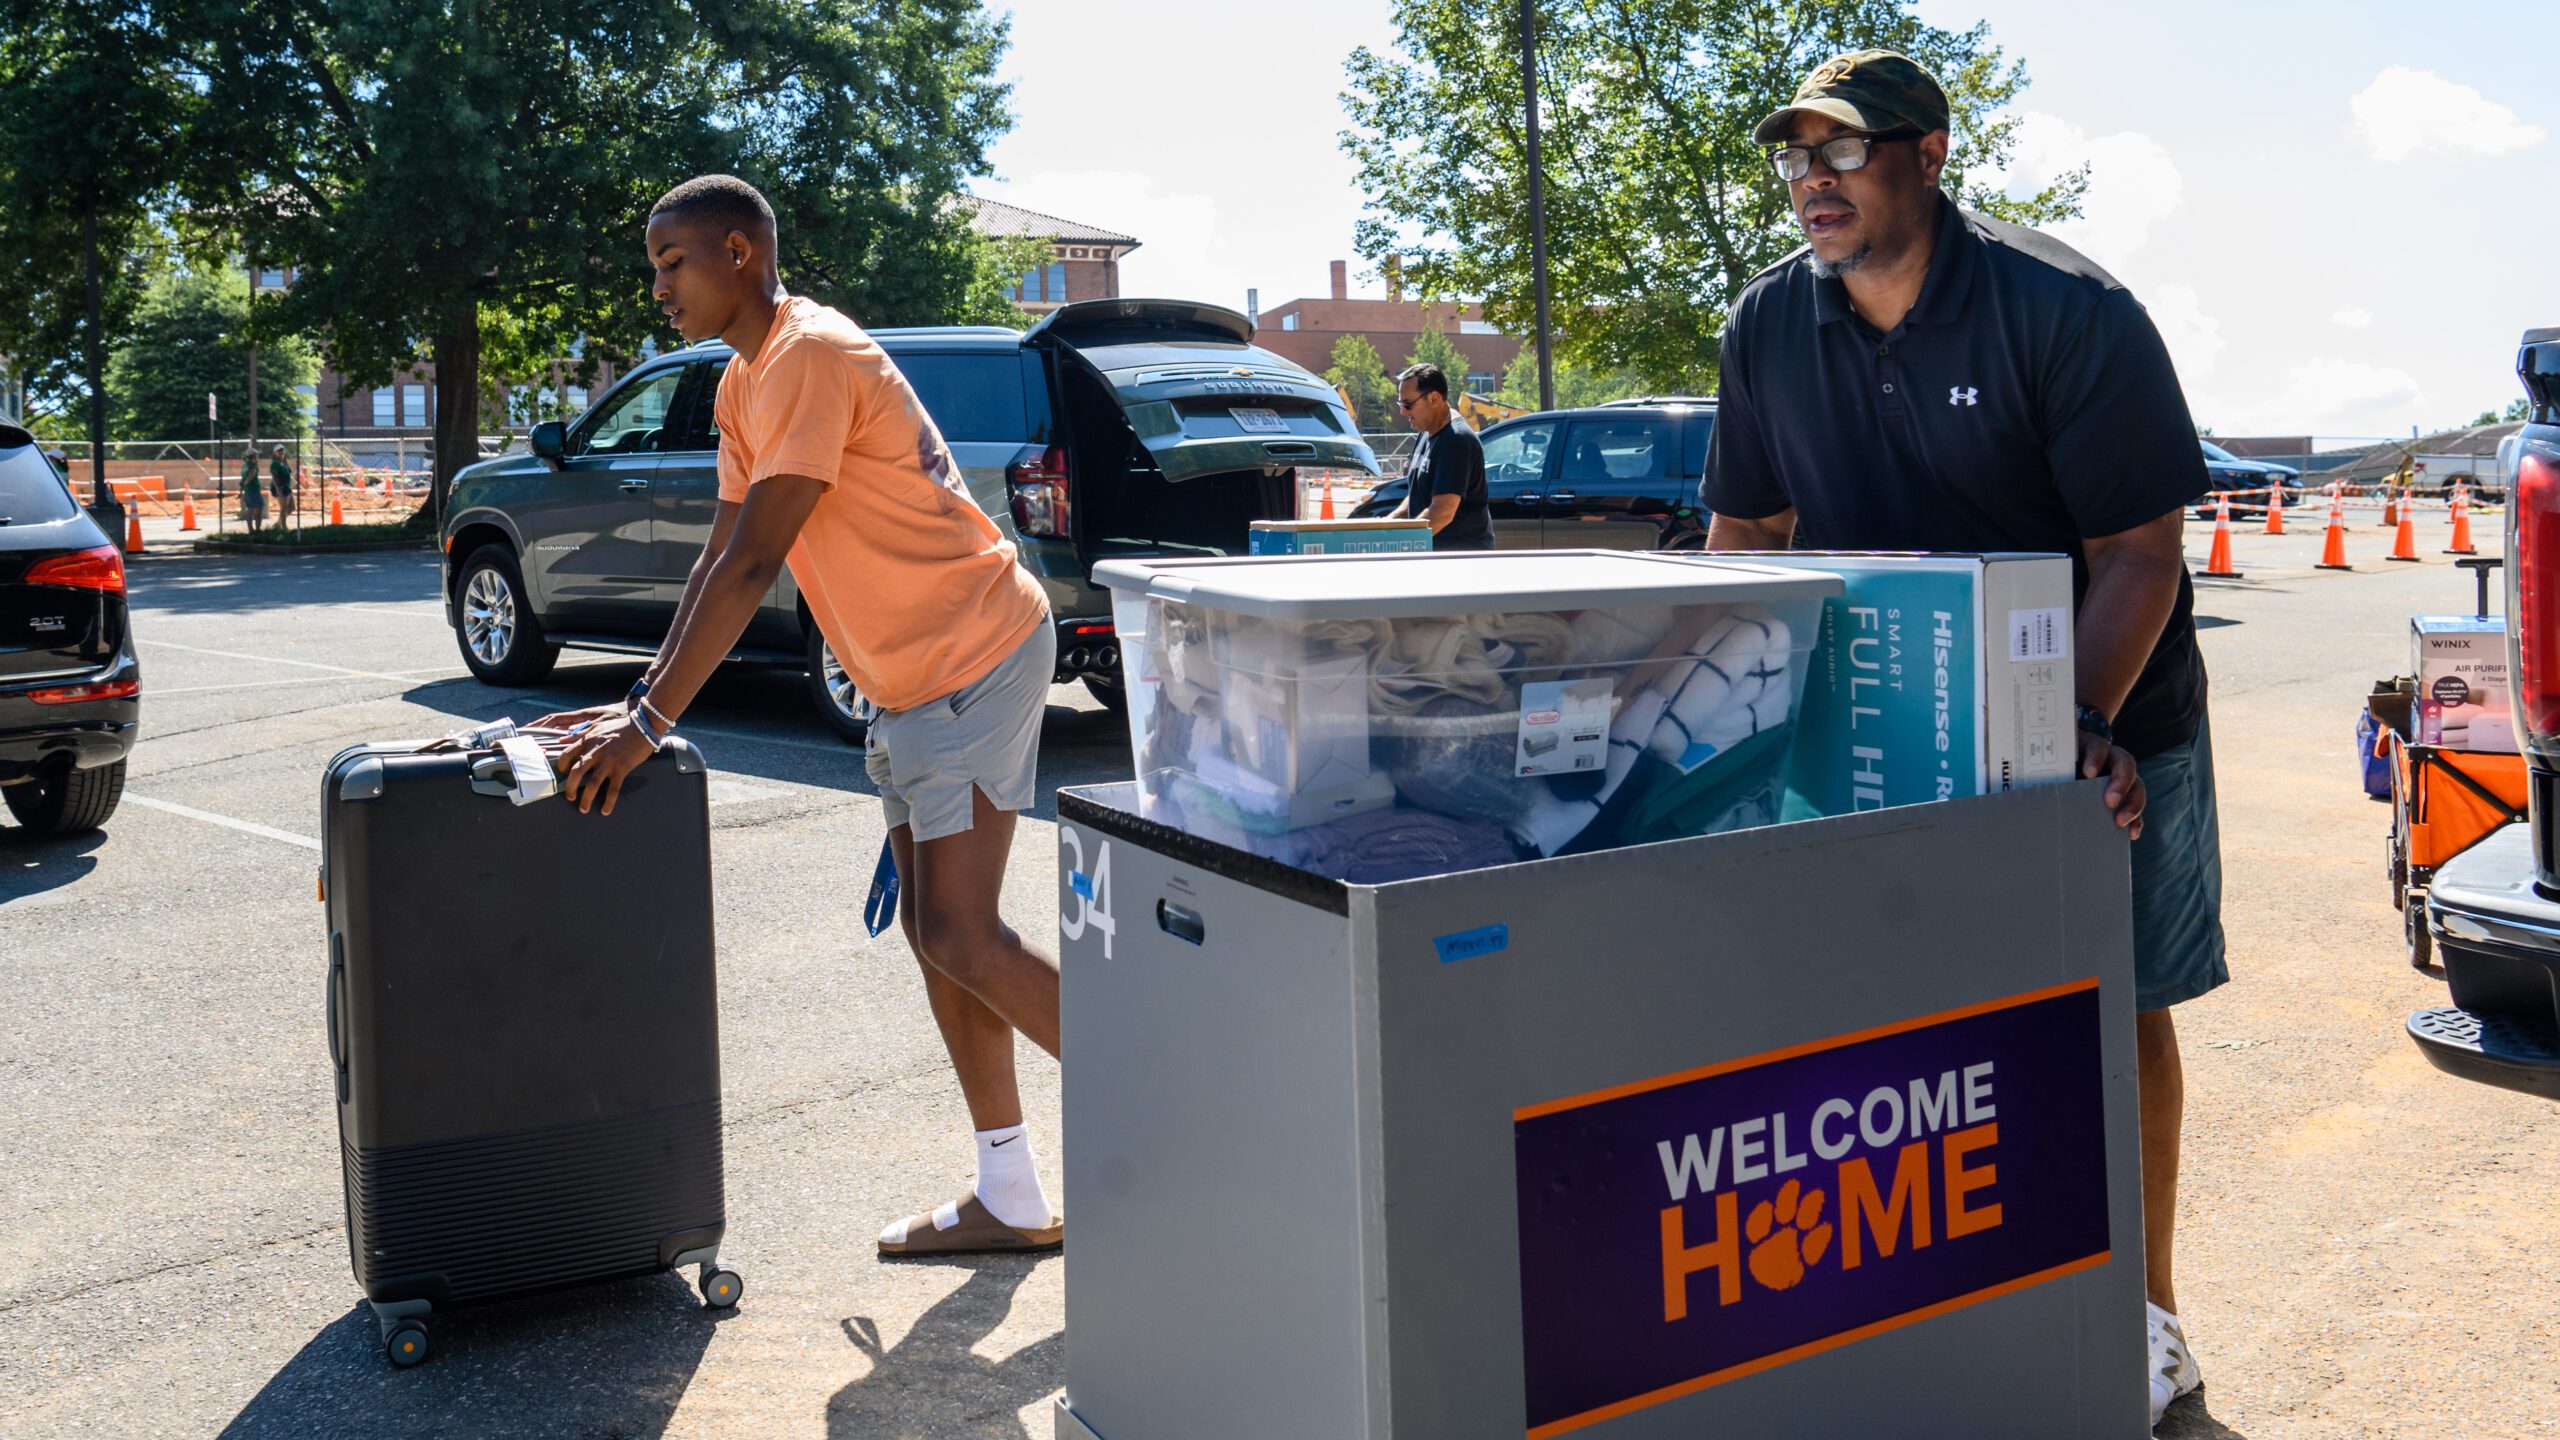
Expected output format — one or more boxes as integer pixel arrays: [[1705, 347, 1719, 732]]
[[7, 518, 2560, 1439]]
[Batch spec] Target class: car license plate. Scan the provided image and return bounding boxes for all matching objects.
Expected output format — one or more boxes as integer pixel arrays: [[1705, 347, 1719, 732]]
[[1230, 407, 1289, 434]]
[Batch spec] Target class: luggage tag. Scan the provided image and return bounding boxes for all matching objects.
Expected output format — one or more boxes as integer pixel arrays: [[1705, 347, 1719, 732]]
[[496, 734, 562, 806], [864, 839, 899, 936]]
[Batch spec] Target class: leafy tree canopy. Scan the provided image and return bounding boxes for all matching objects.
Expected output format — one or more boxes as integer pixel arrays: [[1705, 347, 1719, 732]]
[[1341, 0, 2085, 392], [1323, 333, 1398, 430], [107, 264, 318, 440]]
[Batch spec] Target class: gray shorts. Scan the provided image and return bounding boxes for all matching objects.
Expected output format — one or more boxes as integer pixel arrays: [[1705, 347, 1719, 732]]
[[864, 625, 1054, 842], [2129, 713, 2228, 1012]]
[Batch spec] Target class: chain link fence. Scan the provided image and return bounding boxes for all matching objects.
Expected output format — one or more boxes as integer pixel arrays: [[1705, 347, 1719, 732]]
[[42, 434, 519, 535]]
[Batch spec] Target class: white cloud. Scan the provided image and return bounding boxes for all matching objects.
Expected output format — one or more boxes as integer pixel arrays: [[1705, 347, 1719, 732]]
[[2332, 307, 2375, 329], [2146, 283, 2224, 385], [2219, 359, 2426, 435], [2348, 67, 2546, 162], [1999, 111, 2183, 273]]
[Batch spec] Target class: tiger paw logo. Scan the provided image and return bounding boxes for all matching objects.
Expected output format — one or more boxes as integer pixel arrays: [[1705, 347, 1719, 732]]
[[1744, 1179, 1833, 1292]]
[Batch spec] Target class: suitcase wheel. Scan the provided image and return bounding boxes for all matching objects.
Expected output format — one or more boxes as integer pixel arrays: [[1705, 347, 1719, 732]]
[[700, 1266, 744, 1309], [384, 1319, 429, 1367]]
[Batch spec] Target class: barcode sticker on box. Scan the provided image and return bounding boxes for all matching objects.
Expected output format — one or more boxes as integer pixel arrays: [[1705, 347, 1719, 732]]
[[2009, 607, 2070, 663]]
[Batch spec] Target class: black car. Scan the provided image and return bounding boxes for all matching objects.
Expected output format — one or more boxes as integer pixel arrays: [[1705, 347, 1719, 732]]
[[1350, 401, 1714, 550], [441, 300, 1378, 740], [0, 424, 137, 834], [2192, 440, 2305, 519]]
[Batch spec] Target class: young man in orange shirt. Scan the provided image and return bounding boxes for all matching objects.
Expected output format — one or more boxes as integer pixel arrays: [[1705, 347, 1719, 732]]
[[545, 175, 1063, 1255]]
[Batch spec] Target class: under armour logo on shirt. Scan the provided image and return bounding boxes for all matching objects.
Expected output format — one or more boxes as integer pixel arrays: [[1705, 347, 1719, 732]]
[[1949, 387, 1980, 407]]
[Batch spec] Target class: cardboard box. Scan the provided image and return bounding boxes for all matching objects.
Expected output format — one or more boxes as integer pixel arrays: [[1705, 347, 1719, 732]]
[[1715, 553, 2077, 816], [2412, 615, 2515, 751], [1247, 518, 1432, 556]]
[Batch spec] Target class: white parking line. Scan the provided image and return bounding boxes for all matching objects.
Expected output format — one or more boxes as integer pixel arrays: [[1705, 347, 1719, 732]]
[[124, 794, 321, 851], [153, 668, 464, 697], [135, 637, 409, 681]]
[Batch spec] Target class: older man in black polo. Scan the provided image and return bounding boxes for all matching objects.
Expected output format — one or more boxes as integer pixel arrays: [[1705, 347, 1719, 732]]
[[1702, 51, 2223, 1434]]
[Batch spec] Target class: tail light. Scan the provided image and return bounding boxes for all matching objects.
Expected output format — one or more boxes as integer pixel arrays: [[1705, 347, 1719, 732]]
[[28, 678, 139, 705], [23, 544, 126, 594], [2513, 445, 2560, 766], [1007, 445, 1071, 539]]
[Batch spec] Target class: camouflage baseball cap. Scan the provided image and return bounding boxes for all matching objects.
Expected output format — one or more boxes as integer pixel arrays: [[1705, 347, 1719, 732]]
[[1752, 50, 1951, 147]]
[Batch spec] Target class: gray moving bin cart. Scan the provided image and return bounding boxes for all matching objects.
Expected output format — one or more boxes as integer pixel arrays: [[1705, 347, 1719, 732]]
[[1053, 557, 2147, 1438]]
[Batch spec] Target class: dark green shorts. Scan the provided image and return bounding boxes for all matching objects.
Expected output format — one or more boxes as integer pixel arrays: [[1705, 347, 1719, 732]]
[[2129, 713, 2228, 1012]]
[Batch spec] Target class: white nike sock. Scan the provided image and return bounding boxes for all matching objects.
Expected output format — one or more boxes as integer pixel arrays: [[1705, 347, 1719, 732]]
[[972, 1124, 1054, 1229]]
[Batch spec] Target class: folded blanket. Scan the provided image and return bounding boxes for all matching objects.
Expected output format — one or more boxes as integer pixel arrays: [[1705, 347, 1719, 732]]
[[1275, 805, 1524, 883]]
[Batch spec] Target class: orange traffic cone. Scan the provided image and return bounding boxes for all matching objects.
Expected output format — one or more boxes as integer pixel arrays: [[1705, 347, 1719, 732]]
[[2382, 488, 2399, 528], [2262, 483, 2285, 535], [2202, 495, 2242, 578], [328, 482, 345, 526], [1319, 476, 1336, 521], [2445, 484, 2477, 555], [2316, 492, 2352, 571], [180, 488, 198, 532], [2387, 489, 2421, 562], [124, 509, 145, 554]]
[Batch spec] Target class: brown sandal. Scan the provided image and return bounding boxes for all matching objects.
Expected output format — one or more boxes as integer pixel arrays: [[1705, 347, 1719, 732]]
[[878, 1193, 1063, 1256]]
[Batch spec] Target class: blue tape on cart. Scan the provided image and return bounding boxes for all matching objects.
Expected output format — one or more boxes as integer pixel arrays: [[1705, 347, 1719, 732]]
[[1070, 871, 1095, 901], [1434, 924, 1509, 963]]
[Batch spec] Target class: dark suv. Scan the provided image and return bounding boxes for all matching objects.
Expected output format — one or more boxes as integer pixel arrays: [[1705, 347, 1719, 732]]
[[1349, 399, 1713, 550], [440, 300, 1378, 739], [0, 425, 138, 834]]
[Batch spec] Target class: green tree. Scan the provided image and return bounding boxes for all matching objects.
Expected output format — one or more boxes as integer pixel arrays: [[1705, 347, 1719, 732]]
[[0, 0, 196, 491], [1323, 333, 1398, 429], [1341, 0, 2086, 392], [1496, 344, 1637, 409], [1404, 324, 1470, 388], [2473, 399, 2531, 426], [188, 0, 1023, 507], [107, 265, 318, 440]]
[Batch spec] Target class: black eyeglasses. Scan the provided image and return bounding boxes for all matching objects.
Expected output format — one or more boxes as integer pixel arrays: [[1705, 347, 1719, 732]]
[[1769, 130, 1921, 182], [1398, 395, 1427, 410]]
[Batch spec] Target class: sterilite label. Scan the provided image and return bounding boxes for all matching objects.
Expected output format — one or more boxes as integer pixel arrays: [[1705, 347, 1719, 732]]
[[1518, 678, 1612, 777]]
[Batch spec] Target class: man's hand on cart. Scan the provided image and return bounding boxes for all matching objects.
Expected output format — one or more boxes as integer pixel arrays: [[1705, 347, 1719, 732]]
[[2080, 730, 2147, 841]]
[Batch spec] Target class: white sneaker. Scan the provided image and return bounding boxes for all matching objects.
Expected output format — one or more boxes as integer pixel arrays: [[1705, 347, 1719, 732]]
[[2147, 1301, 2202, 1430]]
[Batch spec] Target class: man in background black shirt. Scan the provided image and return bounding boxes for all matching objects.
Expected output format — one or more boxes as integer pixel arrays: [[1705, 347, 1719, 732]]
[[1387, 362, 1492, 550]]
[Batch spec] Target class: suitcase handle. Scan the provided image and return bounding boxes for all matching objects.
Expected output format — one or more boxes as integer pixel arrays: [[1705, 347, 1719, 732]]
[[326, 931, 349, 1101]]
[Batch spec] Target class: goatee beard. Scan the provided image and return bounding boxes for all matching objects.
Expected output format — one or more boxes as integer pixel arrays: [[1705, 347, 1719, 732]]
[[1808, 242, 1873, 279]]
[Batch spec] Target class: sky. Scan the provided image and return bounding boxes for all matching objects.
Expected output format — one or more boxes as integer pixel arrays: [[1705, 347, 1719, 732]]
[[973, 1, 2560, 443]]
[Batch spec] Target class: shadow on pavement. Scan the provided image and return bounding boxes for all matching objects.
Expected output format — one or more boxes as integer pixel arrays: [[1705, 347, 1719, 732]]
[[830, 1261, 1063, 1438], [2156, 1393, 2251, 1438], [126, 552, 444, 617], [218, 1272, 724, 1439], [0, 825, 105, 903]]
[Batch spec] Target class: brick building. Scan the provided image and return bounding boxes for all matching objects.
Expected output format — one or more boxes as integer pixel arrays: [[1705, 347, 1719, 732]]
[[1250, 261, 1523, 396], [958, 196, 1140, 314]]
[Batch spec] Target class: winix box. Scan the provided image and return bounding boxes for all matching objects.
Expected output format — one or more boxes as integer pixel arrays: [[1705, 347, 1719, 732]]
[[1248, 518, 1433, 556], [2411, 615, 2516, 751], [1699, 553, 2075, 816]]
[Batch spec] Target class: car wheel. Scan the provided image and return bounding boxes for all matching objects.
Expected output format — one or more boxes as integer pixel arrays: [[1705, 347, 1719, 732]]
[[806, 627, 876, 745], [4, 759, 126, 835], [454, 547, 560, 686]]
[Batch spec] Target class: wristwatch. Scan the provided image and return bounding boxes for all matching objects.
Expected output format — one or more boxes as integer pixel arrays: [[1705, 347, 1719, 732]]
[[2074, 704, 2113, 744]]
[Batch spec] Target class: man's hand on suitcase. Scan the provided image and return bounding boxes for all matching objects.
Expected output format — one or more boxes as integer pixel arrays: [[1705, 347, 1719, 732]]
[[558, 713, 655, 816], [530, 703, 621, 734]]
